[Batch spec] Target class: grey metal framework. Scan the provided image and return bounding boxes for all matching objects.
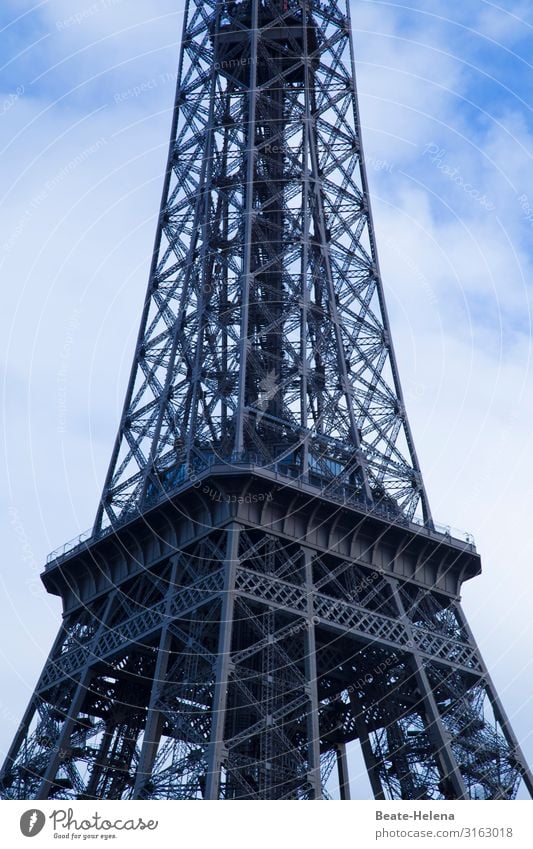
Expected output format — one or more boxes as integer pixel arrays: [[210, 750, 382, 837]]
[[1, 0, 531, 800]]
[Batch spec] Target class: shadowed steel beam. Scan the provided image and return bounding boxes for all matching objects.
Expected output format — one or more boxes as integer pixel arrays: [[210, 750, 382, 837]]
[[336, 744, 351, 800], [390, 580, 467, 799], [1, 0, 531, 804], [205, 525, 239, 799], [133, 561, 178, 798], [304, 550, 322, 799]]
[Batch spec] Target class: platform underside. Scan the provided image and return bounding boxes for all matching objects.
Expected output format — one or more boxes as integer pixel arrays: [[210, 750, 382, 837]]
[[1, 475, 529, 800]]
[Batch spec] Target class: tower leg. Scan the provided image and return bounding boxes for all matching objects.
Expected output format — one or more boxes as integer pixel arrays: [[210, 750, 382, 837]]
[[304, 551, 322, 799], [390, 580, 467, 799], [36, 672, 91, 799], [0, 619, 73, 793], [454, 605, 533, 797], [349, 692, 386, 800], [36, 592, 118, 799], [336, 743, 351, 800], [0, 696, 39, 794], [84, 723, 114, 799], [133, 561, 179, 798], [133, 633, 173, 797], [205, 525, 239, 799]]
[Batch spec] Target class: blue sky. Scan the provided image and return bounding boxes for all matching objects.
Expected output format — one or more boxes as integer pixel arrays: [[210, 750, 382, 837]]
[[1, 0, 533, 798]]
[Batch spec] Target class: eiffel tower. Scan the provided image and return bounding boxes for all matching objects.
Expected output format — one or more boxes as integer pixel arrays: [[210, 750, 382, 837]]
[[2, 0, 531, 801]]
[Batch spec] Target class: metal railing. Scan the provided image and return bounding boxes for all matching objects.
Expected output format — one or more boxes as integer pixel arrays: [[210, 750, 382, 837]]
[[46, 453, 475, 565]]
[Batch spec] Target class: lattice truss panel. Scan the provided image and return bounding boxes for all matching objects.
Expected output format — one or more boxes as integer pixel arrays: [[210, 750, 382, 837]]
[[0, 538, 227, 801], [354, 586, 525, 800], [98, 0, 428, 531], [2, 526, 526, 800], [358, 670, 523, 800]]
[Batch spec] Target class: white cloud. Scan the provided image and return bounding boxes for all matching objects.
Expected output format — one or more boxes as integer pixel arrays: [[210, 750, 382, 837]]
[[2, 0, 533, 794], [474, 0, 533, 43]]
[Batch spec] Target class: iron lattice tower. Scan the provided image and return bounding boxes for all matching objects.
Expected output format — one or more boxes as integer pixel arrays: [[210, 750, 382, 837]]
[[2, 0, 532, 801]]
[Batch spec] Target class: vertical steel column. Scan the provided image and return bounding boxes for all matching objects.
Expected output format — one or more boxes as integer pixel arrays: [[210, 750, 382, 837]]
[[36, 673, 92, 800], [454, 603, 533, 797], [133, 561, 178, 797], [36, 592, 118, 799], [344, 0, 432, 526], [236, 0, 260, 453], [349, 691, 386, 800], [0, 619, 71, 789], [336, 743, 351, 800], [304, 550, 322, 798], [205, 524, 240, 799], [300, 0, 312, 473], [84, 725, 114, 799], [94, 1, 192, 532], [306, 76, 372, 500], [390, 580, 467, 798], [140, 8, 221, 500]]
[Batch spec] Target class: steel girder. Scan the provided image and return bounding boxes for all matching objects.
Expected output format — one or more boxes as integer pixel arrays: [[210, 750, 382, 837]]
[[3, 0, 531, 806], [2, 519, 531, 800], [94, 0, 430, 535]]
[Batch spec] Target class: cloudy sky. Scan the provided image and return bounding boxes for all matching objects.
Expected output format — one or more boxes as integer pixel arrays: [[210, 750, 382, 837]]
[[1, 0, 533, 798]]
